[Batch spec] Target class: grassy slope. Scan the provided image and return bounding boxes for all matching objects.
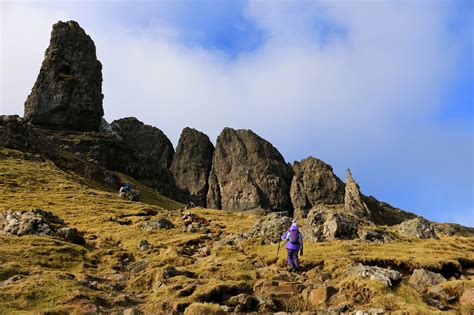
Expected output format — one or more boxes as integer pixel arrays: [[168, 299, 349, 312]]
[[0, 148, 473, 314]]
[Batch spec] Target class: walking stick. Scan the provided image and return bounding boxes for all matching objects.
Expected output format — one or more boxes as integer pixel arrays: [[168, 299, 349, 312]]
[[276, 240, 281, 260]]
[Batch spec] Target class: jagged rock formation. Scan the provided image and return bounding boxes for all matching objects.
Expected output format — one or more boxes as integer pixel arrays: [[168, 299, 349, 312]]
[[24, 21, 103, 131], [171, 128, 214, 206], [344, 169, 371, 219], [290, 157, 345, 219], [206, 128, 293, 213], [111, 117, 174, 170]]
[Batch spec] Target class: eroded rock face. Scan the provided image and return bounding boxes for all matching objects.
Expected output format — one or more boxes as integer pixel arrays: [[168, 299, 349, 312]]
[[111, 117, 174, 170], [344, 169, 371, 219], [206, 128, 293, 213], [24, 21, 103, 131], [171, 128, 214, 206], [0, 209, 85, 244], [397, 217, 439, 239], [290, 157, 345, 219], [303, 206, 367, 241]]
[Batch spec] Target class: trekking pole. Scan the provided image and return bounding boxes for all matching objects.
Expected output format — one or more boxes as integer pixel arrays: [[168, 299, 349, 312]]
[[276, 240, 281, 260]]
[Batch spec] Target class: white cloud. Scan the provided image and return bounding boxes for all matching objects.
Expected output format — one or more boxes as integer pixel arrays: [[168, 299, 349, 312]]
[[1, 1, 472, 225]]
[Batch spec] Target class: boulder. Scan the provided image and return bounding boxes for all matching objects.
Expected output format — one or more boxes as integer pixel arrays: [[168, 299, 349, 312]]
[[139, 218, 175, 230], [138, 240, 150, 251], [183, 303, 225, 315], [408, 269, 446, 291], [206, 128, 293, 213], [250, 212, 292, 244], [111, 117, 174, 170], [290, 157, 345, 219], [0, 209, 85, 244], [308, 286, 338, 306], [24, 21, 103, 131], [304, 207, 367, 241], [347, 264, 402, 287], [344, 169, 371, 219], [170, 127, 214, 206], [397, 218, 439, 239]]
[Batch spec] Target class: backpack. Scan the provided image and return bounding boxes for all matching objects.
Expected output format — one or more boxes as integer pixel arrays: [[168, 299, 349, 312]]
[[289, 230, 300, 245]]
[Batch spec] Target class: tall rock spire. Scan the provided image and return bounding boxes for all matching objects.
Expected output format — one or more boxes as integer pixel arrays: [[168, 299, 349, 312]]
[[344, 168, 371, 218], [24, 21, 104, 131]]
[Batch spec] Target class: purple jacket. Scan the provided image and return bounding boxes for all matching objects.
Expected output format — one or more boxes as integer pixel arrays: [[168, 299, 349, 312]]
[[281, 226, 303, 250]]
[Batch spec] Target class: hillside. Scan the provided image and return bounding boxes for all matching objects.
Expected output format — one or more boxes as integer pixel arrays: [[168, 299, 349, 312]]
[[0, 148, 473, 314]]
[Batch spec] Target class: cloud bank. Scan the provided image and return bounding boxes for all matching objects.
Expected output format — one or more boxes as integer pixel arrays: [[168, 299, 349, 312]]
[[1, 1, 473, 225]]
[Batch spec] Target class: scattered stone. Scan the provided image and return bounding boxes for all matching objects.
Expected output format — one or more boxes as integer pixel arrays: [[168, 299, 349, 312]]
[[408, 269, 446, 291], [250, 212, 292, 244], [397, 218, 439, 239], [206, 128, 293, 213], [24, 21, 103, 131], [344, 169, 371, 218], [0, 275, 23, 286], [0, 209, 85, 244], [347, 264, 402, 287], [357, 228, 393, 244], [138, 239, 150, 251], [171, 127, 214, 206], [224, 293, 258, 312], [139, 218, 175, 230], [160, 266, 196, 280], [290, 157, 345, 219], [304, 207, 367, 241], [183, 303, 225, 315]]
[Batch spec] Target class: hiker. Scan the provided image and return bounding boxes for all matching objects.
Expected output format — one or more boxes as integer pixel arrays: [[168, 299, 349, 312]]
[[119, 183, 131, 194], [281, 219, 303, 272], [182, 211, 194, 228]]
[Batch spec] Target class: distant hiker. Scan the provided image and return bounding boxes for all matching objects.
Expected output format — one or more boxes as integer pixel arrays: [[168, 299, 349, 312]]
[[118, 183, 140, 201], [119, 183, 131, 194], [182, 211, 194, 228], [281, 219, 304, 272]]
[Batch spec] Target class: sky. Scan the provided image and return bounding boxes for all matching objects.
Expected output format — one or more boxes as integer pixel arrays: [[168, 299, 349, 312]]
[[1, 0, 473, 226]]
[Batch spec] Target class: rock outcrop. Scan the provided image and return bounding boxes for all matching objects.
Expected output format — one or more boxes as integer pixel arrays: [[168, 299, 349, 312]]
[[344, 169, 371, 219], [347, 264, 402, 287], [290, 157, 345, 219], [24, 21, 103, 131], [0, 209, 85, 244], [397, 217, 439, 239], [111, 117, 174, 170], [303, 206, 368, 241], [250, 212, 292, 244], [171, 128, 214, 206], [206, 128, 293, 213]]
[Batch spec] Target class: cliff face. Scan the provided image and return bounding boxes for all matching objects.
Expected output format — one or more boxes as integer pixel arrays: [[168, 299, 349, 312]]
[[24, 21, 103, 131], [11, 20, 422, 224], [206, 128, 293, 213], [170, 128, 214, 207], [290, 157, 345, 219]]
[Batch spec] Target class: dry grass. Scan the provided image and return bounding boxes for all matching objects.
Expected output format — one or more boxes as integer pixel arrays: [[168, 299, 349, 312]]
[[0, 148, 473, 313]]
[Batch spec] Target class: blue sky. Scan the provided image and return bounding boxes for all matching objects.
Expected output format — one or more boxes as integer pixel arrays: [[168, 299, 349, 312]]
[[1, 0, 473, 226]]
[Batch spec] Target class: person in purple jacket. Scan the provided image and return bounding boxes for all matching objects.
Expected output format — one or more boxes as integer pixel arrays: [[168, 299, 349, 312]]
[[281, 220, 303, 271]]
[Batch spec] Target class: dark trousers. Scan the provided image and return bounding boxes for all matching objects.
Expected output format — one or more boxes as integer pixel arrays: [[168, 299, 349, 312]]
[[287, 249, 299, 270]]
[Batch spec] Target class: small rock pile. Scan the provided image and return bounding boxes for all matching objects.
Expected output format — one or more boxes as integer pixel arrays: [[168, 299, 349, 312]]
[[119, 189, 141, 202], [0, 209, 84, 244]]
